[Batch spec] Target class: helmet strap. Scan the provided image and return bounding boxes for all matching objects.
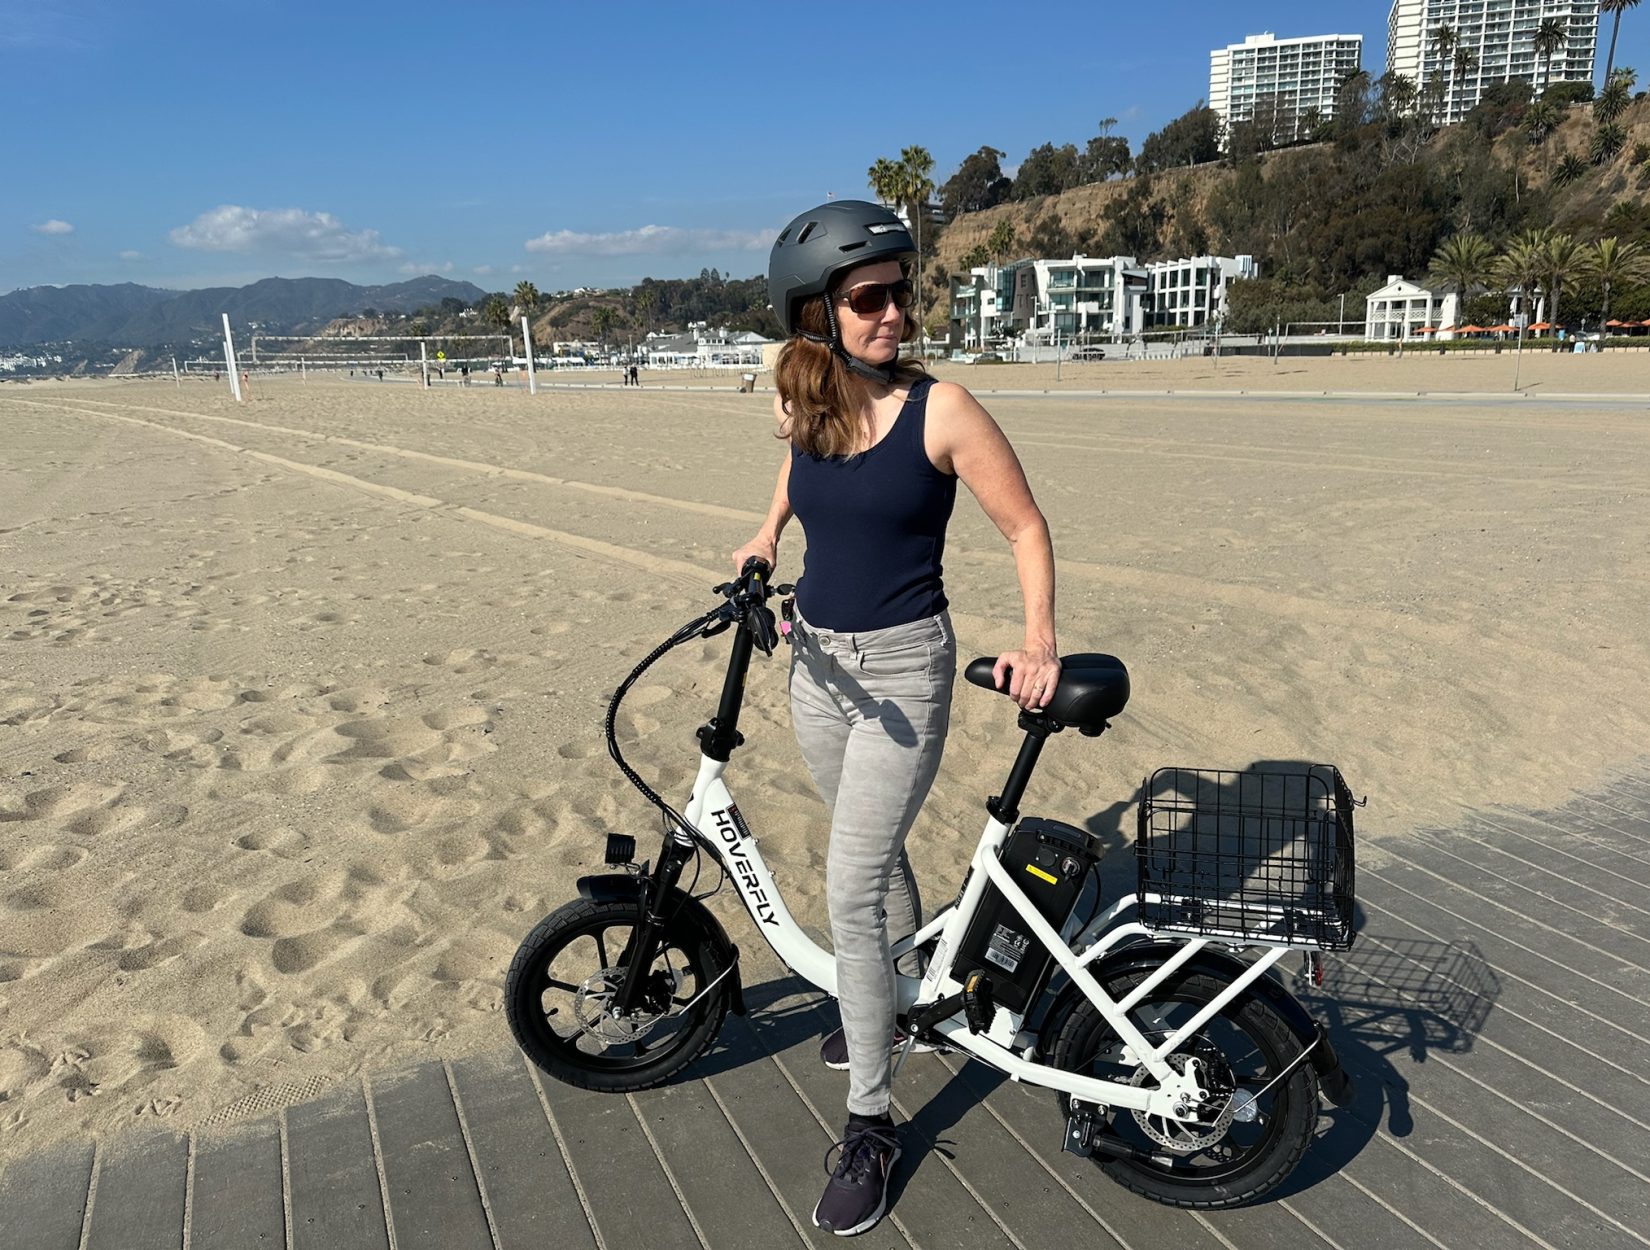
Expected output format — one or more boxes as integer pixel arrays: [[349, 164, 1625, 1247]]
[[821, 291, 899, 386]]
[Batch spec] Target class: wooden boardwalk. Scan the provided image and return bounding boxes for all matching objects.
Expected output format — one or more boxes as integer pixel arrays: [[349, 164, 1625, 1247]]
[[5, 771, 1650, 1250]]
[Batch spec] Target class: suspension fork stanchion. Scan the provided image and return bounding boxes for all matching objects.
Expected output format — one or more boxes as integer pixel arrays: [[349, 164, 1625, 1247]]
[[613, 829, 698, 1017]]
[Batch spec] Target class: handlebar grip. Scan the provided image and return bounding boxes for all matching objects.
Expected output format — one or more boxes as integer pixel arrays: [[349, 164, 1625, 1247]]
[[740, 556, 771, 583]]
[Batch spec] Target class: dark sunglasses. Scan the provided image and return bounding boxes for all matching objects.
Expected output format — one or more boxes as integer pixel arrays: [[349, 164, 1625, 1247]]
[[838, 278, 915, 316]]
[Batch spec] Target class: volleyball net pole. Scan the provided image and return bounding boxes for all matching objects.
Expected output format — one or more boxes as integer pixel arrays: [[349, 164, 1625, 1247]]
[[221, 315, 244, 402], [521, 316, 537, 395]]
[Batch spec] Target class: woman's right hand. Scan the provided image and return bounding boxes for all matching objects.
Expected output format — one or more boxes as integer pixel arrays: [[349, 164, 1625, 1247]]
[[731, 535, 777, 577]]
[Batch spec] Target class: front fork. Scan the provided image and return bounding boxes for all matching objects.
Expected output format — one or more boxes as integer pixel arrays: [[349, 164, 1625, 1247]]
[[612, 831, 696, 1016]]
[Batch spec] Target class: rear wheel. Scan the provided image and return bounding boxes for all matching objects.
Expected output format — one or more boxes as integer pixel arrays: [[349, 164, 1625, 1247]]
[[1051, 969, 1318, 1208], [505, 897, 731, 1092]]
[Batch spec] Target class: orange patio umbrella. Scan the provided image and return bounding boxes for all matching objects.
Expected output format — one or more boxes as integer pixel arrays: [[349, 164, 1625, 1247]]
[[1605, 319, 1627, 327], [1459, 324, 1486, 333], [1416, 326, 1438, 334], [1528, 321, 1553, 331], [1487, 324, 1516, 333]]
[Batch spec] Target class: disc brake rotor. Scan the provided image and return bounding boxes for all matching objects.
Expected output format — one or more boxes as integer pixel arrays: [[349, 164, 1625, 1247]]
[[1127, 1052, 1238, 1153], [571, 967, 671, 1045]]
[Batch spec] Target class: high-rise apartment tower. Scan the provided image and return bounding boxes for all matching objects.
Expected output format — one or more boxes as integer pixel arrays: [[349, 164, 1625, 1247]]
[[1209, 32, 1364, 143], [1387, 0, 1599, 124]]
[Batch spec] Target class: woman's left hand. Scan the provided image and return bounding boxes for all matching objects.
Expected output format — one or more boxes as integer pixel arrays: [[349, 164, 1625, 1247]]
[[994, 645, 1061, 711]]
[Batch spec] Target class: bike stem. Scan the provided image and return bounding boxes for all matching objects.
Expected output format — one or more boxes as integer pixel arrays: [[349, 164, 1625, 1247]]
[[615, 611, 759, 1017]]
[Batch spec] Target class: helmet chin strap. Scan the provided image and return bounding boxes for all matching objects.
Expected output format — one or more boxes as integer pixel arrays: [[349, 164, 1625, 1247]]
[[820, 294, 900, 386]]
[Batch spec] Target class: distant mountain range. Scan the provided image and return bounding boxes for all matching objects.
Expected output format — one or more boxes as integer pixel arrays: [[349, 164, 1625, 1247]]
[[0, 275, 489, 347]]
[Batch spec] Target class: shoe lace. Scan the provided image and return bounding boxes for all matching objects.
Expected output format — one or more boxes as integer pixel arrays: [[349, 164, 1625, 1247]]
[[823, 1123, 898, 1186]]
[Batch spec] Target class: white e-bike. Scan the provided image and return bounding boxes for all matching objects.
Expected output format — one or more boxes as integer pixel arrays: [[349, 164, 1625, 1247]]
[[507, 561, 1358, 1208]]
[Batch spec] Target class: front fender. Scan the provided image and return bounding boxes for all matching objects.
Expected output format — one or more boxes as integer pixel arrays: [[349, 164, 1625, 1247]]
[[575, 874, 746, 1016], [1041, 940, 1351, 1107]]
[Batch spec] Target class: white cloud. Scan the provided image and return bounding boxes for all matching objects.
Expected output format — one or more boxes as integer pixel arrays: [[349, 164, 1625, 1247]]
[[33, 219, 74, 235], [118, 249, 143, 261], [472, 264, 494, 276], [524, 224, 769, 257], [399, 260, 454, 274], [169, 205, 400, 262]]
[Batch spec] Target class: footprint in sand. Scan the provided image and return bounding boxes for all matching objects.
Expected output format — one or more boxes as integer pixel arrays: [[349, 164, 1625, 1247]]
[[0, 843, 89, 873]]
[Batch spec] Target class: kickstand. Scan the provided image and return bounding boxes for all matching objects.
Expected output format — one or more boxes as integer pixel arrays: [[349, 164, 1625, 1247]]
[[890, 1032, 919, 1082]]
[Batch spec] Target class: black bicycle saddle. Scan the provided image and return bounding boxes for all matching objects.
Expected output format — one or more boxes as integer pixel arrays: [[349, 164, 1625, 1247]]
[[964, 653, 1130, 734]]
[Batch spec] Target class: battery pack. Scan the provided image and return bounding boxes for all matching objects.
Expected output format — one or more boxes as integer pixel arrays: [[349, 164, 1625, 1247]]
[[952, 818, 1098, 1013]]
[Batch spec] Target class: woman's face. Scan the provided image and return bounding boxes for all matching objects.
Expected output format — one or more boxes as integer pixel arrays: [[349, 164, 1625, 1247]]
[[832, 259, 908, 366]]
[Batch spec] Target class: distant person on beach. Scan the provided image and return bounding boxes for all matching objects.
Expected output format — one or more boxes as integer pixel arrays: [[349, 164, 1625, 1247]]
[[461, 364, 470, 386], [493, 365, 503, 386], [377, 368, 384, 381], [731, 199, 1057, 1237]]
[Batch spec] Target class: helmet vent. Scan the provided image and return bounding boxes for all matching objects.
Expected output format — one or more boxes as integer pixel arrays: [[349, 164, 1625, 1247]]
[[796, 221, 820, 244], [838, 240, 868, 253], [775, 227, 791, 245]]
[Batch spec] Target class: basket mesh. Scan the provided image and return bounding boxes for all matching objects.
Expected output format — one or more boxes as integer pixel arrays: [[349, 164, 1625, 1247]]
[[1136, 765, 1356, 949]]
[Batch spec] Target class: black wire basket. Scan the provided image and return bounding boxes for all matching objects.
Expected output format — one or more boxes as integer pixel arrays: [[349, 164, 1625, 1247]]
[[1136, 765, 1356, 950]]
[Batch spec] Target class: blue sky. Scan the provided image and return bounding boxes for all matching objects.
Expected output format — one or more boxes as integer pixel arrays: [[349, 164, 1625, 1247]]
[[4, 0, 1645, 294]]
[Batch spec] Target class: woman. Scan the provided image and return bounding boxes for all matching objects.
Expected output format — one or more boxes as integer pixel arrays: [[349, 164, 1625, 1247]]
[[732, 199, 1058, 1236]]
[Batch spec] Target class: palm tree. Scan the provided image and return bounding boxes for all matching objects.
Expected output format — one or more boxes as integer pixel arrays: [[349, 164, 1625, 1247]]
[[591, 306, 616, 350], [1429, 233, 1497, 326], [1587, 237, 1650, 324], [961, 243, 992, 270], [1601, 0, 1642, 85], [987, 220, 1017, 264], [893, 145, 937, 347], [1451, 46, 1479, 118], [513, 281, 540, 321], [867, 157, 901, 206], [1532, 17, 1568, 93], [1594, 73, 1633, 123], [1523, 99, 1562, 174], [480, 294, 511, 332], [1497, 228, 1552, 329], [632, 286, 658, 336], [1592, 122, 1628, 164], [1538, 231, 1588, 329], [1430, 24, 1459, 120], [1553, 152, 1589, 184]]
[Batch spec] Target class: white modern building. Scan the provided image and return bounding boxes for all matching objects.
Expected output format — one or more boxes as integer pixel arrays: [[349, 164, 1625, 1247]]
[[1143, 255, 1260, 330], [1210, 32, 1364, 144], [1387, 0, 1600, 124], [1365, 276, 1461, 340], [950, 253, 1258, 347]]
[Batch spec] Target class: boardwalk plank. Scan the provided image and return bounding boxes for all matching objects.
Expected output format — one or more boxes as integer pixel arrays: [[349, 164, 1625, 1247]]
[[1480, 812, 1650, 881], [759, 995, 1017, 1250], [448, 1052, 598, 1250], [0, 1140, 94, 1250], [1344, 914, 1650, 1120], [1366, 865, 1650, 1026], [547, 1076, 702, 1250], [1425, 828, 1650, 935], [632, 1043, 804, 1249], [190, 1120, 286, 1249], [369, 1062, 493, 1250], [890, 1045, 1130, 1250], [705, 1008, 912, 1249], [83, 1130, 187, 1250], [1395, 844, 1650, 975], [285, 1083, 391, 1250]]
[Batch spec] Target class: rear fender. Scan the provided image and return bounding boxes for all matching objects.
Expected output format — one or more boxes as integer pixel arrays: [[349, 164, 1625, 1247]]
[[575, 874, 746, 1016], [1040, 940, 1351, 1107]]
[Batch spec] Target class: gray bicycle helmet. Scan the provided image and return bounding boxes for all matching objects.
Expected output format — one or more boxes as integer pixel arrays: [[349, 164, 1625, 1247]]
[[768, 200, 916, 383]]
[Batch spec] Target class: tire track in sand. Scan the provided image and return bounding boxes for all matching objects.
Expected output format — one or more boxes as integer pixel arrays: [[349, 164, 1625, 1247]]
[[20, 394, 765, 526], [1, 397, 719, 586]]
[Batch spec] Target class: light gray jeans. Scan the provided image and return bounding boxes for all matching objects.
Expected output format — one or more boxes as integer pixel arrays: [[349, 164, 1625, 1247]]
[[788, 607, 956, 1117]]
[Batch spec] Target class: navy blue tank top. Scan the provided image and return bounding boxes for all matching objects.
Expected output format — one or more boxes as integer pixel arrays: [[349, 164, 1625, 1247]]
[[788, 377, 958, 632]]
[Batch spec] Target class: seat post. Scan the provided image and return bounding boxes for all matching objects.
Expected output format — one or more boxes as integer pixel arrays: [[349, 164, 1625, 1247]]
[[987, 713, 1062, 826]]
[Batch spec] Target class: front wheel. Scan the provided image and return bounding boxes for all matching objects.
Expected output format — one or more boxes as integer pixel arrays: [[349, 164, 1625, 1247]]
[[505, 896, 732, 1092], [1051, 969, 1318, 1209]]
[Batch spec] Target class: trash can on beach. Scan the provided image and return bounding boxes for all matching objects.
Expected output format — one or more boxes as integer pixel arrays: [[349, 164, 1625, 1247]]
[[740, 373, 757, 393]]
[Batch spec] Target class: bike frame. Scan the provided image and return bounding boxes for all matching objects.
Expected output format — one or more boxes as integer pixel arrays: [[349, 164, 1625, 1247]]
[[682, 751, 1297, 1121]]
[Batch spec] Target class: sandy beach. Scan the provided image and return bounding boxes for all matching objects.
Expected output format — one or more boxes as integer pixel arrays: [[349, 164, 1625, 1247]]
[[2, 363, 1647, 1160]]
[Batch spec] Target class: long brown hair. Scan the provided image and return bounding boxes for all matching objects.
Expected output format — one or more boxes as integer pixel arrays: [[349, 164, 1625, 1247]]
[[774, 286, 927, 459]]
